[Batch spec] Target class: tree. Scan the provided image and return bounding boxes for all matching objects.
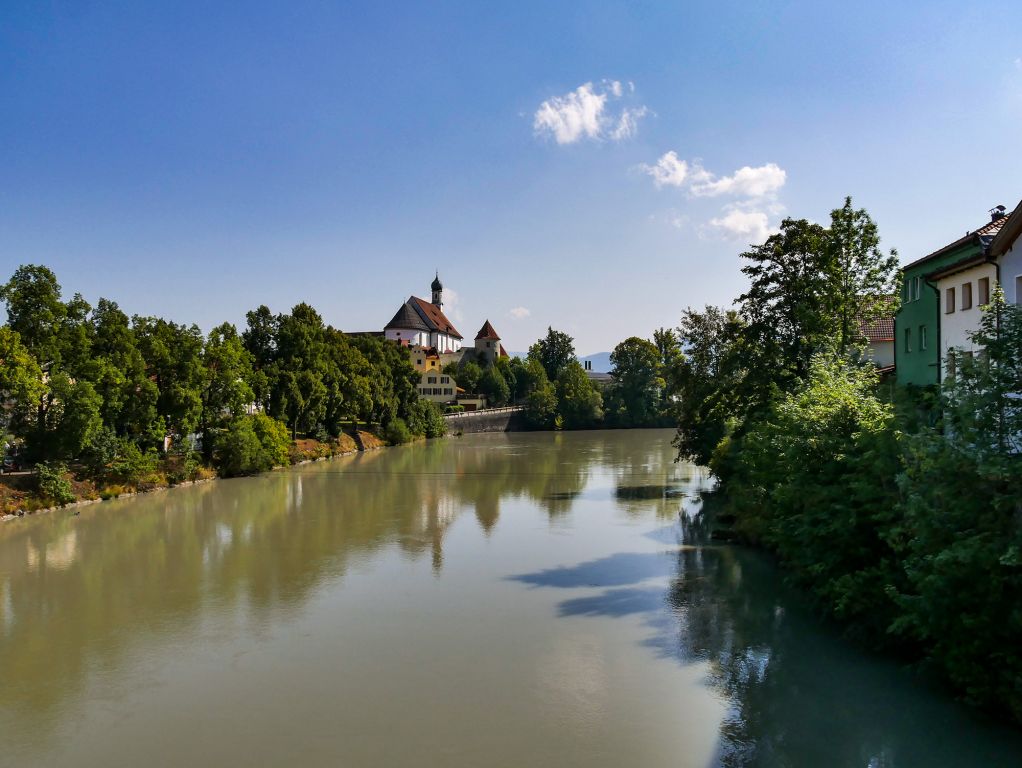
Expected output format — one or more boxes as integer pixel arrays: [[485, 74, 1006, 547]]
[[524, 359, 558, 429], [0, 264, 67, 371], [609, 336, 662, 426], [528, 327, 575, 381], [479, 364, 510, 406], [555, 361, 603, 429], [825, 197, 900, 355], [0, 327, 44, 435], [673, 306, 750, 469], [200, 323, 255, 459], [86, 299, 160, 442], [892, 296, 1022, 719], [737, 217, 831, 399], [134, 316, 206, 438], [457, 360, 482, 394], [726, 357, 904, 640]]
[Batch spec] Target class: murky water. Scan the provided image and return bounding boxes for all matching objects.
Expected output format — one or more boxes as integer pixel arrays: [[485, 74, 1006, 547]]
[[0, 429, 1020, 767]]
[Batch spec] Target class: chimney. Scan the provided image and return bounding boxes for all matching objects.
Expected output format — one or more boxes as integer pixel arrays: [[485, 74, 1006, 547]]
[[990, 205, 1007, 222]]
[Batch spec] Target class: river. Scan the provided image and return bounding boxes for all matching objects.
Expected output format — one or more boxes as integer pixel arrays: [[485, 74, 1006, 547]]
[[0, 429, 1019, 767]]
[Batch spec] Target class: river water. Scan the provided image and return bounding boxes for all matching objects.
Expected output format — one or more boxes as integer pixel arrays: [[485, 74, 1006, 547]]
[[0, 429, 1019, 767]]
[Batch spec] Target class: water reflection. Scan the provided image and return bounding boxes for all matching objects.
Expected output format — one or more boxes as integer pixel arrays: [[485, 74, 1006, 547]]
[[510, 483, 1022, 767], [0, 430, 1019, 767]]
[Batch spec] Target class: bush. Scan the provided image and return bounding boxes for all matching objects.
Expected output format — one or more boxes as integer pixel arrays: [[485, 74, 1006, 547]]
[[214, 414, 290, 477], [406, 400, 447, 439], [36, 462, 76, 506], [109, 440, 160, 487], [383, 418, 413, 445], [726, 357, 905, 641]]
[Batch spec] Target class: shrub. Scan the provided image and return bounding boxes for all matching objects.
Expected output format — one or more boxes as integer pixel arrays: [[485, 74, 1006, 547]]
[[214, 414, 290, 477], [109, 440, 160, 487], [36, 462, 76, 506], [250, 413, 291, 467], [406, 400, 447, 439], [383, 418, 413, 445]]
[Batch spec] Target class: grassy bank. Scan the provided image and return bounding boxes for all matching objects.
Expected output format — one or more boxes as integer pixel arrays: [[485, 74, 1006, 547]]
[[1, 431, 382, 519]]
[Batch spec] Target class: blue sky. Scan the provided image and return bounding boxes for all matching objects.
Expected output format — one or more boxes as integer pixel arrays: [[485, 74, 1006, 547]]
[[2, 1, 1021, 355]]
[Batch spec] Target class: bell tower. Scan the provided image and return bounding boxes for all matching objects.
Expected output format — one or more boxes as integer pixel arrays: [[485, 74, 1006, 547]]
[[431, 272, 443, 307]]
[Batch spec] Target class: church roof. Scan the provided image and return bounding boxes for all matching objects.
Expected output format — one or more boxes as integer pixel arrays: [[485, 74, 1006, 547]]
[[384, 301, 430, 332], [475, 320, 500, 340], [409, 296, 463, 339], [431, 272, 443, 291]]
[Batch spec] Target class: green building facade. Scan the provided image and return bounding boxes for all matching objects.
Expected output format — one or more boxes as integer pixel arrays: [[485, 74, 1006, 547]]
[[894, 236, 980, 388]]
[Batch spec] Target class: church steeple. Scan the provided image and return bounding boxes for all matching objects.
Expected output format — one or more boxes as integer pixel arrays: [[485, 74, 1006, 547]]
[[431, 272, 443, 307]]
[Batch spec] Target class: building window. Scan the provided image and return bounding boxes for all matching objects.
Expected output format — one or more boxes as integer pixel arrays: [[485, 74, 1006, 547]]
[[904, 328, 911, 353], [427, 376, 437, 384], [919, 325, 927, 351], [417, 359, 422, 365], [978, 277, 990, 306], [961, 282, 972, 310], [440, 376, 449, 384], [915, 276, 922, 300], [945, 287, 955, 314]]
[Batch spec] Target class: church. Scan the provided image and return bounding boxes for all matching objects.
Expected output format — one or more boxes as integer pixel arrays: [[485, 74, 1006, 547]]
[[383, 274, 508, 407]]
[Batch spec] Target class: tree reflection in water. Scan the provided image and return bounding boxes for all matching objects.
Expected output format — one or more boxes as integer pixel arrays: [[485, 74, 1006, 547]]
[[1, 430, 1020, 766]]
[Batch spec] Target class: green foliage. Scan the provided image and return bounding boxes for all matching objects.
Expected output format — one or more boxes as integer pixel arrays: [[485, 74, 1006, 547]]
[[405, 399, 447, 439], [523, 359, 558, 429], [478, 364, 510, 406], [555, 361, 603, 429], [608, 336, 663, 426], [213, 414, 289, 477], [35, 462, 75, 505], [528, 327, 575, 381], [726, 357, 905, 638], [673, 306, 749, 469], [890, 296, 1022, 719], [457, 360, 482, 394], [108, 440, 161, 487], [383, 417, 413, 445]]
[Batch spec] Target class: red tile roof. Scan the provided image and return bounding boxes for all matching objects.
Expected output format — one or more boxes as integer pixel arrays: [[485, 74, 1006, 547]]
[[499, 344, 508, 358], [475, 320, 500, 340], [857, 296, 896, 343], [903, 210, 1012, 269], [409, 296, 462, 339]]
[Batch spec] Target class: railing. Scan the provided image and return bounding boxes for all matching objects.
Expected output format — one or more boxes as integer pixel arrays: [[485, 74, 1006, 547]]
[[442, 406, 524, 419]]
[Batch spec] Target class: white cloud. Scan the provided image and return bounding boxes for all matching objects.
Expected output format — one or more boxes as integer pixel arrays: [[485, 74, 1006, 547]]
[[642, 151, 689, 187], [709, 208, 775, 244], [509, 306, 531, 319], [533, 80, 647, 144], [610, 106, 649, 141], [689, 163, 787, 198], [1016, 57, 1022, 69], [642, 153, 786, 199]]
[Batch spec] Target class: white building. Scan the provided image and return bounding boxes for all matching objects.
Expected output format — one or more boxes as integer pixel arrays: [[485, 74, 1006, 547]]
[[929, 205, 1012, 381], [991, 199, 1022, 305], [383, 274, 464, 353]]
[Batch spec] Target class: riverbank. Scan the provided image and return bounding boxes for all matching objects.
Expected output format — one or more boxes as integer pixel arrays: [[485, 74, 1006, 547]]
[[0, 430, 386, 522]]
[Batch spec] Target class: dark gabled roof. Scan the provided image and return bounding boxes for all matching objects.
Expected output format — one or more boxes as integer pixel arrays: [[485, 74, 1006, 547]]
[[989, 199, 1022, 258], [409, 296, 463, 339], [475, 320, 500, 340], [385, 301, 431, 332], [903, 211, 1012, 270]]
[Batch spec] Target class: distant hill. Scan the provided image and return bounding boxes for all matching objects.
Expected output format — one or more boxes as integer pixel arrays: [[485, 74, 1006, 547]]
[[507, 350, 614, 373], [579, 352, 612, 373]]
